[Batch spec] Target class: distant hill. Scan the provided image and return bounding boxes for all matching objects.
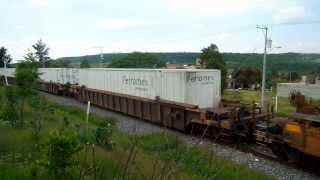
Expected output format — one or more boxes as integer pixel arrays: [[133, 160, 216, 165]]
[[57, 52, 320, 74], [56, 52, 200, 65]]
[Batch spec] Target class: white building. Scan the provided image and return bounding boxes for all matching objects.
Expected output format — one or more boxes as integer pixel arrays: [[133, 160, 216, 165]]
[[277, 82, 320, 99]]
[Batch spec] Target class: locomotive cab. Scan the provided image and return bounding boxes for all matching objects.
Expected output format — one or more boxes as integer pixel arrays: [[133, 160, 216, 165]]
[[270, 112, 320, 162], [282, 112, 320, 158]]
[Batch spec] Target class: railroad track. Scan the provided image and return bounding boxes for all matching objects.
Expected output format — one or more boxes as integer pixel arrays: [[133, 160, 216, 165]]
[[225, 141, 320, 177], [187, 124, 320, 178]]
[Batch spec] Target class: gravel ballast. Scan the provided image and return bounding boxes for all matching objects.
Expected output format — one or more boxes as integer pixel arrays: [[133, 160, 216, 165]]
[[43, 92, 319, 180]]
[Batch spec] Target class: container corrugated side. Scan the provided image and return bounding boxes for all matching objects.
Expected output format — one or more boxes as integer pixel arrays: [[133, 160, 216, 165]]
[[186, 70, 221, 108]]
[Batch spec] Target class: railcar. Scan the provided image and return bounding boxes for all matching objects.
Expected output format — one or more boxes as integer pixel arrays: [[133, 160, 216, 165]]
[[256, 92, 320, 165]]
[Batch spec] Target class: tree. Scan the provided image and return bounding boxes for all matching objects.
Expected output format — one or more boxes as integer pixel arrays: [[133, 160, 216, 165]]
[[0, 46, 12, 67], [200, 44, 227, 92], [232, 66, 261, 89], [24, 49, 37, 62], [32, 39, 50, 67], [43, 129, 82, 179], [46, 59, 70, 68], [15, 59, 39, 127], [80, 57, 90, 68], [109, 52, 166, 68], [288, 71, 300, 82]]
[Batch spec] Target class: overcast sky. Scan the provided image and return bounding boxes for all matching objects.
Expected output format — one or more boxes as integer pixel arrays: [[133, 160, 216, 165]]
[[1, 0, 320, 60]]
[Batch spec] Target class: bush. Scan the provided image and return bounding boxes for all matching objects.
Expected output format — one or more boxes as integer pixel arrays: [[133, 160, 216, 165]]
[[28, 95, 47, 110], [94, 121, 114, 149], [0, 86, 19, 127], [42, 129, 82, 179], [75, 124, 96, 143]]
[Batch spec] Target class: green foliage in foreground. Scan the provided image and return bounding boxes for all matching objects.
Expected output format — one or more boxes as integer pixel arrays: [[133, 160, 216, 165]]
[[43, 129, 83, 179], [0, 87, 274, 179], [0, 86, 19, 127], [15, 60, 40, 127]]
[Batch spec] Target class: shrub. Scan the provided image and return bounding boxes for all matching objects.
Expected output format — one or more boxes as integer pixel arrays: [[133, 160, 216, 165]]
[[0, 86, 19, 127], [30, 117, 42, 140], [28, 95, 47, 110], [42, 129, 82, 179], [95, 121, 114, 149]]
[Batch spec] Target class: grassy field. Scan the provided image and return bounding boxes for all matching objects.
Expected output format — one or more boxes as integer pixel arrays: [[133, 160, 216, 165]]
[[223, 89, 296, 116], [0, 87, 274, 180]]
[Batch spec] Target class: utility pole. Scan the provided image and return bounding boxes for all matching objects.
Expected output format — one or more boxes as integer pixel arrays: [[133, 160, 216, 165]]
[[4, 59, 8, 86], [257, 25, 268, 109], [92, 46, 104, 68], [99, 47, 104, 68]]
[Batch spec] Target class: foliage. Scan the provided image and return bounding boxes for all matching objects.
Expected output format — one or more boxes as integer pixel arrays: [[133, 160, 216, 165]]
[[58, 52, 320, 77], [80, 57, 90, 68], [138, 133, 180, 152], [94, 121, 114, 149], [28, 95, 47, 110], [0, 86, 19, 127], [15, 60, 40, 126], [30, 117, 42, 140], [15, 60, 39, 97], [0, 46, 12, 67], [32, 39, 50, 67], [0, 86, 273, 180], [24, 49, 37, 62], [43, 129, 82, 179], [46, 59, 70, 68], [109, 52, 166, 68], [232, 66, 261, 88], [200, 44, 227, 92], [137, 133, 273, 179], [287, 71, 300, 82], [225, 53, 320, 78]]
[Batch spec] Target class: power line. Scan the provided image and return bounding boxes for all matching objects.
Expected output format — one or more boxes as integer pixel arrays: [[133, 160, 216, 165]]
[[269, 20, 320, 27]]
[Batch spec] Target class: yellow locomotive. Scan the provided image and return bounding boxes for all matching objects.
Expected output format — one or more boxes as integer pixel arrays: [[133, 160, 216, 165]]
[[268, 92, 320, 164]]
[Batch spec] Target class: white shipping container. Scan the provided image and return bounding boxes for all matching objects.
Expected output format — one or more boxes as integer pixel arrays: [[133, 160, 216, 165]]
[[0, 68, 221, 108], [0, 68, 15, 78]]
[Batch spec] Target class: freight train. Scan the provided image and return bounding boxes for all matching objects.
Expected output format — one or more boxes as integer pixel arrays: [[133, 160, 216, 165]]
[[1, 68, 320, 166]]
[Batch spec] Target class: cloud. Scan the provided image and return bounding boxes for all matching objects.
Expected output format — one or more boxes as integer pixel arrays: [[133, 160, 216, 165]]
[[167, 0, 300, 16], [215, 32, 232, 40], [4, 36, 39, 61], [191, 24, 206, 30], [15, 25, 24, 30], [29, 0, 49, 7], [97, 19, 147, 30], [168, 0, 258, 16], [288, 41, 319, 53], [274, 6, 306, 23]]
